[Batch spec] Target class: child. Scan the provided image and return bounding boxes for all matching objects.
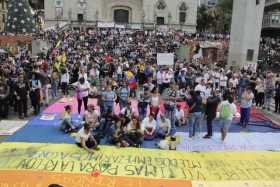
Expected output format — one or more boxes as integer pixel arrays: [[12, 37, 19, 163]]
[[61, 105, 77, 133]]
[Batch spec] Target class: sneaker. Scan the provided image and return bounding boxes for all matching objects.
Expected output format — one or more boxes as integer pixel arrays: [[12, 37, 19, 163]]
[[203, 135, 211, 139]]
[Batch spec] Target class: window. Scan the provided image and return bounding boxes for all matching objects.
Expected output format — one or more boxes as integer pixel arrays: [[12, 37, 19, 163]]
[[77, 14, 84, 22], [2, 14, 5, 23], [1, 0, 4, 9], [247, 49, 254, 61], [179, 2, 187, 24], [55, 0, 63, 7], [157, 0, 167, 10], [179, 12, 186, 23]]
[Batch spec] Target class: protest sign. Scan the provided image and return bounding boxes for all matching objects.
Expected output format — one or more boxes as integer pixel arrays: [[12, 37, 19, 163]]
[[157, 53, 174, 66]]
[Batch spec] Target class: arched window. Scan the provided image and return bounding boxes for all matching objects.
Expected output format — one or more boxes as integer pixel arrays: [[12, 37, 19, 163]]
[[157, 0, 167, 10], [179, 2, 187, 24]]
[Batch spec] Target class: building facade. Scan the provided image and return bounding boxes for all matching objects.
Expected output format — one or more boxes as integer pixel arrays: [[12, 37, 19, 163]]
[[198, 0, 218, 7], [262, 0, 280, 36], [0, 0, 7, 32], [44, 0, 197, 32]]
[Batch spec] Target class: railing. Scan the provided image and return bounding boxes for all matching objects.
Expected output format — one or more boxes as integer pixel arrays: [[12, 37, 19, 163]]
[[262, 13, 280, 28], [44, 19, 196, 32], [265, 0, 280, 7]]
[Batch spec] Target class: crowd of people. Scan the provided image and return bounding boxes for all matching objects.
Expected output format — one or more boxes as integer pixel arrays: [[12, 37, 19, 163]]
[[0, 28, 280, 153]]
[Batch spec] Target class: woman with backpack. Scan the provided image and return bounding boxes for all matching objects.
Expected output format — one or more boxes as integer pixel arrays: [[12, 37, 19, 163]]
[[217, 94, 237, 141]]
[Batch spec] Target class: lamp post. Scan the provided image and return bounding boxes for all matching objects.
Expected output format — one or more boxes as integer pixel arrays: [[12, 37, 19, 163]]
[[154, 10, 157, 30], [95, 10, 99, 27], [142, 10, 145, 29]]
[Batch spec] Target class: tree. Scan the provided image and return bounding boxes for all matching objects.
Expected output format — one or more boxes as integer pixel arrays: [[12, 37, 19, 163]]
[[215, 0, 233, 33], [5, 0, 36, 33], [197, 5, 213, 32]]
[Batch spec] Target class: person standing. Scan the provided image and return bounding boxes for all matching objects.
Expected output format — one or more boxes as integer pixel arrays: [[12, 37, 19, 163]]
[[240, 87, 254, 128], [0, 79, 10, 118], [60, 67, 70, 97], [203, 90, 221, 139], [30, 73, 42, 115], [217, 95, 237, 141], [187, 90, 203, 139], [255, 78, 265, 109], [102, 83, 117, 114], [165, 82, 177, 136], [76, 77, 90, 117], [15, 74, 30, 119], [138, 86, 151, 121], [118, 82, 130, 110], [275, 81, 280, 113], [264, 75, 274, 111], [51, 69, 59, 100]]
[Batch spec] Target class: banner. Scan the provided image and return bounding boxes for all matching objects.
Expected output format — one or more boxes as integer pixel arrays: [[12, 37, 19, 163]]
[[97, 22, 115, 28], [0, 142, 280, 181], [115, 24, 126, 29], [32, 39, 51, 56], [157, 53, 174, 66]]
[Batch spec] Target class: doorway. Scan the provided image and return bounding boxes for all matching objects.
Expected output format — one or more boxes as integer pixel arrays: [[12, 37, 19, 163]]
[[157, 17, 165, 25], [114, 9, 129, 24]]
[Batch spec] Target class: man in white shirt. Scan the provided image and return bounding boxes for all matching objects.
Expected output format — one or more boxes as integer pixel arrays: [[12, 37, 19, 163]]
[[195, 79, 207, 97], [220, 73, 228, 91]]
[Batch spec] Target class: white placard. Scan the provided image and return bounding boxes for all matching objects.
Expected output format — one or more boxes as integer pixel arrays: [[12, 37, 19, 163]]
[[131, 24, 142, 30], [115, 24, 126, 29], [0, 120, 28, 135], [157, 53, 174, 66], [97, 22, 115, 28]]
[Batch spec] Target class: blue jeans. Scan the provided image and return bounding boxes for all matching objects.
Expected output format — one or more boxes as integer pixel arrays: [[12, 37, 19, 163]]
[[165, 109, 176, 136], [119, 99, 127, 110], [188, 112, 202, 138], [138, 103, 148, 121], [51, 80, 58, 98], [240, 107, 251, 128], [103, 103, 114, 114], [61, 118, 75, 132], [264, 96, 272, 110]]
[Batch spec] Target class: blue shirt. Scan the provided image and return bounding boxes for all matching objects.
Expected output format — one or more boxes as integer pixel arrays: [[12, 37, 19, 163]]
[[119, 87, 129, 100]]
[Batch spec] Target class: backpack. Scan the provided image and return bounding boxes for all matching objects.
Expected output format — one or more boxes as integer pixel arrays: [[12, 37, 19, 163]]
[[220, 103, 231, 119]]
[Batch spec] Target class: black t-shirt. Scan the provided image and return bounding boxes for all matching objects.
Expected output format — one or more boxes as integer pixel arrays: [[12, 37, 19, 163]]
[[187, 95, 202, 113]]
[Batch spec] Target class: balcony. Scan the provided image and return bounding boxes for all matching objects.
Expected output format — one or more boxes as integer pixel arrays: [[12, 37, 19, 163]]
[[263, 13, 280, 28], [265, 0, 280, 7]]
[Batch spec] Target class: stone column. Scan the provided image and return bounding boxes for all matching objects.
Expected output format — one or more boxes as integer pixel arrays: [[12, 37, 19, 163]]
[[228, 0, 265, 69]]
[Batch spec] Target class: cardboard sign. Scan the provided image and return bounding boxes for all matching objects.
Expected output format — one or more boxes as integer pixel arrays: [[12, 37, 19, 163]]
[[157, 53, 174, 66]]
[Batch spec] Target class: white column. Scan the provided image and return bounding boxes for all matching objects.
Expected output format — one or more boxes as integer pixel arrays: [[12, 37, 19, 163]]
[[228, 0, 265, 69]]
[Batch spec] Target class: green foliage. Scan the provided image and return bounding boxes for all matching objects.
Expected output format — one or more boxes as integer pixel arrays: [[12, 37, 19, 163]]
[[5, 0, 36, 33], [197, 0, 233, 33]]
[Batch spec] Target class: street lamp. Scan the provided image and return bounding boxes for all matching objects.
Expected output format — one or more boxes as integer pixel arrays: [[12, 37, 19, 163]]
[[95, 10, 99, 26]]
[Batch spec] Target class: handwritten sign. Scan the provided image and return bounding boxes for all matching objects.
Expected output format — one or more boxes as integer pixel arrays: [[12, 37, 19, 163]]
[[0, 142, 280, 181]]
